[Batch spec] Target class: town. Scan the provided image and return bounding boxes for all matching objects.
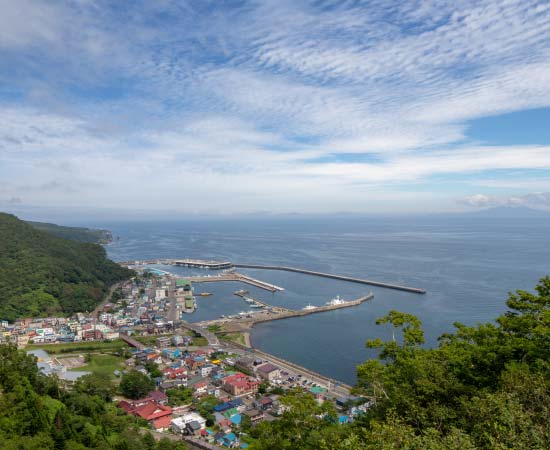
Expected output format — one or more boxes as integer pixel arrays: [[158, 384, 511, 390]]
[[1, 269, 373, 449]]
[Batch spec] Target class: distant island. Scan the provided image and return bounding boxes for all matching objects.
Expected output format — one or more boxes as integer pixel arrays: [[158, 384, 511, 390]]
[[0, 213, 132, 321], [26, 220, 114, 244]]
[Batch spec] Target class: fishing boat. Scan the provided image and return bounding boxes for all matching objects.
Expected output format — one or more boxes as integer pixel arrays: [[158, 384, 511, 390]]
[[302, 303, 316, 310], [326, 295, 345, 306]]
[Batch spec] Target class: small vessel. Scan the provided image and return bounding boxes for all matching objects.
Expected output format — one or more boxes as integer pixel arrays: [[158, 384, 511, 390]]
[[199, 292, 212, 297], [326, 295, 346, 306], [220, 314, 225, 318], [250, 304, 263, 308], [303, 303, 316, 310], [244, 297, 255, 303]]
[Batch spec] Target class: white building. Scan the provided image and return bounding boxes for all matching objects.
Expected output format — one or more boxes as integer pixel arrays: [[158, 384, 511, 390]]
[[170, 413, 206, 434]]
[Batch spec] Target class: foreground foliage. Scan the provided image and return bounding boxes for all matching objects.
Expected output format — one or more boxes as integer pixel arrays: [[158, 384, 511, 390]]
[[250, 277, 550, 449], [0, 345, 187, 450], [0, 213, 133, 321]]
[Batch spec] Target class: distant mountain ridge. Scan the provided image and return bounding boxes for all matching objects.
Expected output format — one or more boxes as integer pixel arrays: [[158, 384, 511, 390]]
[[466, 206, 550, 218], [26, 220, 113, 244], [0, 213, 133, 322]]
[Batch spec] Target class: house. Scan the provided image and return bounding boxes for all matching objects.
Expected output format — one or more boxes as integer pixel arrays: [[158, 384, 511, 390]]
[[222, 373, 260, 396], [207, 384, 221, 398], [256, 363, 280, 381], [157, 336, 171, 348], [243, 409, 264, 423], [133, 402, 173, 422], [193, 381, 208, 395], [148, 390, 168, 405], [309, 386, 327, 402], [159, 378, 187, 392], [152, 415, 173, 431], [186, 420, 203, 436], [214, 398, 244, 413], [170, 413, 206, 434], [255, 397, 273, 411], [234, 357, 255, 373], [163, 366, 187, 380], [217, 432, 239, 448], [200, 364, 215, 377]]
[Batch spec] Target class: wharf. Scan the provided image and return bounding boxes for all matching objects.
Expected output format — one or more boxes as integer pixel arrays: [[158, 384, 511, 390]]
[[233, 290, 292, 313], [186, 272, 284, 292]]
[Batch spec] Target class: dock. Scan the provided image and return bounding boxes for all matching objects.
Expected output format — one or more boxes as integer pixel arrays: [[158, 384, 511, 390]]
[[234, 263, 426, 294], [185, 272, 284, 293], [233, 290, 292, 313]]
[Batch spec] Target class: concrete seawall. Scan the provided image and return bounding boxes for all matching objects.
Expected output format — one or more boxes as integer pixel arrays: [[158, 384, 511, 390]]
[[235, 263, 426, 294]]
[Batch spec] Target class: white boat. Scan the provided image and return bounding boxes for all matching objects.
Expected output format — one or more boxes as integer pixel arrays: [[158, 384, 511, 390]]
[[326, 295, 346, 306], [244, 297, 255, 303], [302, 303, 316, 310], [250, 304, 263, 308]]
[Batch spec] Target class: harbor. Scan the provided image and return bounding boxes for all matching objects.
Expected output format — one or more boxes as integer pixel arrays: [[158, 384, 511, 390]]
[[122, 258, 426, 294]]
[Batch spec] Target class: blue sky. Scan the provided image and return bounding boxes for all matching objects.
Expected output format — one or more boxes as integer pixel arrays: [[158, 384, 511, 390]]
[[0, 0, 549, 217]]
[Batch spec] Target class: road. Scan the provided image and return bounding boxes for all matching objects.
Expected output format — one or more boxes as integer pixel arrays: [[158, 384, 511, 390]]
[[92, 281, 123, 317], [220, 342, 351, 398]]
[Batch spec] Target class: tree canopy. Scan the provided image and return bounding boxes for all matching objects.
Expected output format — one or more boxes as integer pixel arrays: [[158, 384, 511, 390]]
[[0, 344, 187, 450], [119, 370, 155, 400], [0, 213, 133, 321]]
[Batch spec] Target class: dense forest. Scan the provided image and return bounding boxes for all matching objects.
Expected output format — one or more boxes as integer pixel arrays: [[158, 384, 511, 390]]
[[0, 213, 132, 321], [26, 221, 113, 244]]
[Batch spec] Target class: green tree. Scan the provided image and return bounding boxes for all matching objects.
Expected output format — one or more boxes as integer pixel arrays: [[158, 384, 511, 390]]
[[119, 370, 154, 399]]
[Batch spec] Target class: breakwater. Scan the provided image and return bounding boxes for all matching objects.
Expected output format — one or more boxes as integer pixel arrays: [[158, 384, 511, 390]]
[[235, 263, 426, 294], [118, 258, 425, 294]]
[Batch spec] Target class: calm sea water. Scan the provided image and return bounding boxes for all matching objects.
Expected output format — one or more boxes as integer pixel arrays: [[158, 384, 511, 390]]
[[96, 216, 549, 385]]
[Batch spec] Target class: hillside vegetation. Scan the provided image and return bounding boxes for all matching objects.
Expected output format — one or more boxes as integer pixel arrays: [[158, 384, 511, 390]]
[[0, 213, 132, 321], [26, 220, 113, 244]]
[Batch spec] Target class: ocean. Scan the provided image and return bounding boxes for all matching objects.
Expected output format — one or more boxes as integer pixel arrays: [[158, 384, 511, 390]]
[[98, 215, 550, 385]]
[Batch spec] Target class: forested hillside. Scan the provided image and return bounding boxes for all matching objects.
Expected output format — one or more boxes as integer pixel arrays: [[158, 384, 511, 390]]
[[0, 213, 132, 321], [26, 221, 113, 244], [0, 345, 187, 450]]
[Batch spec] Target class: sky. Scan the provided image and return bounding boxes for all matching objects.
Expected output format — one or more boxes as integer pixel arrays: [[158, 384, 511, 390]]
[[0, 0, 549, 218]]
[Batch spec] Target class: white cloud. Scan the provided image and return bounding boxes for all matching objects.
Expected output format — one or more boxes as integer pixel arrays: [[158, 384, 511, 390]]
[[1, 1, 550, 214], [461, 192, 550, 210]]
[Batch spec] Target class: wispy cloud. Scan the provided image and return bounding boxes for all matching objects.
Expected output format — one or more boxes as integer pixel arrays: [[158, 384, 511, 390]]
[[0, 0, 549, 214]]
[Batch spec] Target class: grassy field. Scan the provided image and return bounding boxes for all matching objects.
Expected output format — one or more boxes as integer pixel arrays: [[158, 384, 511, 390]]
[[192, 336, 209, 346], [219, 332, 246, 346], [70, 354, 125, 377], [26, 339, 128, 354]]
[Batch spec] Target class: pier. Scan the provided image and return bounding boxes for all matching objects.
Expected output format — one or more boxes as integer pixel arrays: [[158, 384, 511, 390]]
[[233, 290, 292, 313], [185, 272, 285, 293], [235, 263, 426, 294]]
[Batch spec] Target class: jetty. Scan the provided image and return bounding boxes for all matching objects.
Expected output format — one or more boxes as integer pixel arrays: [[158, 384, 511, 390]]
[[198, 292, 374, 332], [234, 263, 426, 294]]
